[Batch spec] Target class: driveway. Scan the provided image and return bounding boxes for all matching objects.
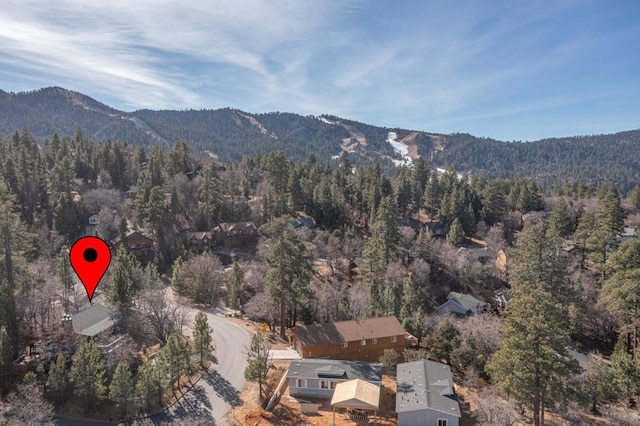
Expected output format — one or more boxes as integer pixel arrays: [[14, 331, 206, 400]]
[[269, 348, 301, 360]]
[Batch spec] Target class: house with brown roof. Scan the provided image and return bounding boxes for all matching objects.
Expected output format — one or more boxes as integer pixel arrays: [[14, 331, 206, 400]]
[[292, 316, 410, 362], [181, 231, 215, 253], [113, 230, 155, 264], [213, 221, 259, 248]]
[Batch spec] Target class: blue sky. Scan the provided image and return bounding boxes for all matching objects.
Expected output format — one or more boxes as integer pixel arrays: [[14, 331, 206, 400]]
[[0, 0, 638, 141]]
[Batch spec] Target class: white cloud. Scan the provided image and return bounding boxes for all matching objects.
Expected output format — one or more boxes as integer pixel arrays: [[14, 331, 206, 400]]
[[0, 0, 357, 109], [0, 0, 637, 141]]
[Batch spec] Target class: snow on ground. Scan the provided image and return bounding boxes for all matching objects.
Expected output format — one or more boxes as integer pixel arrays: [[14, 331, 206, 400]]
[[318, 116, 336, 125], [436, 167, 465, 180], [387, 131, 412, 166]]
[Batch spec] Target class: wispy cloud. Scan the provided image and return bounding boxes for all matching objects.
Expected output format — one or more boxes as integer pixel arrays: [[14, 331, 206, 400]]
[[0, 0, 638, 140]]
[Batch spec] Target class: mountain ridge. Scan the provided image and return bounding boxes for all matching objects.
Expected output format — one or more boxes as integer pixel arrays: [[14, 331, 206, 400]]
[[1, 87, 639, 191]]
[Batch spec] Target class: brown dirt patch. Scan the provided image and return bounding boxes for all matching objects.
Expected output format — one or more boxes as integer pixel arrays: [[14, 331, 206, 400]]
[[399, 132, 421, 159], [428, 134, 446, 151], [230, 365, 398, 425]]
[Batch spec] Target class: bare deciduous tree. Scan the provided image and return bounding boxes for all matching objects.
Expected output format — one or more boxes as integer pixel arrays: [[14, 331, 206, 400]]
[[470, 387, 521, 426], [178, 254, 225, 306], [5, 378, 55, 425], [139, 288, 189, 343]]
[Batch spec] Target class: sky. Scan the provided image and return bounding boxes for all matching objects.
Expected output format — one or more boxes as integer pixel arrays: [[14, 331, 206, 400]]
[[0, 0, 639, 141]]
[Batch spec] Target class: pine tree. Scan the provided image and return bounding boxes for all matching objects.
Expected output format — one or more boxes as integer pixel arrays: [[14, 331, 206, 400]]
[[548, 198, 574, 238], [135, 359, 161, 412], [71, 339, 107, 412], [193, 311, 212, 366], [423, 321, 460, 365], [159, 333, 195, 397], [629, 184, 640, 210], [423, 174, 442, 215], [262, 218, 313, 339], [446, 217, 465, 246], [582, 354, 617, 413], [53, 193, 82, 241], [147, 146, 166, 187], [0, 280, 18, 356], [602, 266, 640, 357], [481, 180, 507, 226], [0, 326, 13, 384], [227, 262, 244, 311], [46, 354, 69, 405], [198, 165, 222, 229], [610, 335, 640, 406], [166, 141, 191, 177], [0, 180, 30, 292], [108, 249, 137, 318], [400, 276, 421, 325], [244, 332, 270, 400], [373, 196, 400, 263], [110, 361, 133, 418], [171, 256, 185, 294], [361, 232, 387, 316], [56, 246, 74, 300], [145, 186, 166, 231], [597, 185, 624, 236], [414, 227, 431, 261], [489, 222, 580, 426]]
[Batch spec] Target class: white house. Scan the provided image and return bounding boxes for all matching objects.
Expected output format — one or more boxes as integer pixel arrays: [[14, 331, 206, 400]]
[[397, 360, 461, 426]]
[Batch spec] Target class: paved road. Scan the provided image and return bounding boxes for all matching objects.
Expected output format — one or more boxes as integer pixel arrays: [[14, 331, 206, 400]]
[[181, 308, 252, 425], [143, 291, 252, 426], [56, 289, 252, 426]]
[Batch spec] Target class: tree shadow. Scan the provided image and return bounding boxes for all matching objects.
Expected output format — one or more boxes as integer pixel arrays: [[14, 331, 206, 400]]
[[208, 353, 218, 365], [202, 369, 242, 407], [143, 395, 215, 426]]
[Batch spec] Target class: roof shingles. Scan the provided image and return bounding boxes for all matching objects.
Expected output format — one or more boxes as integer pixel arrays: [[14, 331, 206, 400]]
[[295, 316, 405, 347]]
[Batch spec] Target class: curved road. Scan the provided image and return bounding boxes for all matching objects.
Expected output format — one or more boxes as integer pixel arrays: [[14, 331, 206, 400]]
[[153, 291, 252, 426], [179, 306, 252, 425], [56, 292, 252, 426]]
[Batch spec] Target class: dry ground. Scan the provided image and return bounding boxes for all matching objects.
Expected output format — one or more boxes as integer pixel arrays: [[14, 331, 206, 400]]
[[230, 366, 398, 426]]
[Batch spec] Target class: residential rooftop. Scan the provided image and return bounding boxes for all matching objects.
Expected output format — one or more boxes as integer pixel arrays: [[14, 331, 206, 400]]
[[286, 359, 383, 383], [295, 316, 406, 347], [396, 359, 460, 417]]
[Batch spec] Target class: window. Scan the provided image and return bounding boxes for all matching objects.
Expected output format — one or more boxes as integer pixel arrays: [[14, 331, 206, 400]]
[[330, 381, 338, 389], [341, 342, 348, 349], [437, 419, 448, 426], [308, 351, 312, 357], [361, 340, 366, 346], [372, 338, 377, 345], [391, 336, 398, 343], [320, 380, 329, 389], [296, 379, 307, 388]]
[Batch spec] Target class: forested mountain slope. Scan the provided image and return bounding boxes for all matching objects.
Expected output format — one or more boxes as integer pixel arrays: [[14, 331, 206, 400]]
[[1, 87, 639, 191]]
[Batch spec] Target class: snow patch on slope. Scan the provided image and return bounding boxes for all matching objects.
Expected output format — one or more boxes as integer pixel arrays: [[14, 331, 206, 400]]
[[387, 132, 412, 166], [319, 116, 337, 125]]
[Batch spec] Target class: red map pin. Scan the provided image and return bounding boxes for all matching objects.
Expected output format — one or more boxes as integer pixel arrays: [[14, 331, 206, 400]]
[[69, 236, 112, 303]]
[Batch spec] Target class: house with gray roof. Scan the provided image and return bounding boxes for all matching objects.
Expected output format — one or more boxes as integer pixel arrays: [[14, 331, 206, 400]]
[[437, 292, 486, 317], [605, 227, 638, 257], [72, 303, 116, 337], [396, 359, 461, 426], [287, 359, 382, 399]]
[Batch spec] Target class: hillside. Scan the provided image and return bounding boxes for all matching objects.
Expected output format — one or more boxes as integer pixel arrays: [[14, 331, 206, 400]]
[[1, 87, 640, 191]]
